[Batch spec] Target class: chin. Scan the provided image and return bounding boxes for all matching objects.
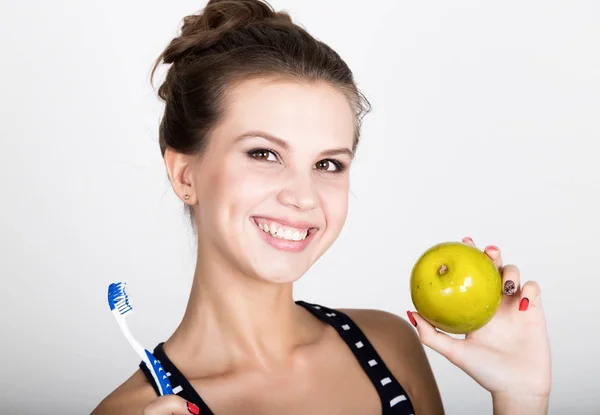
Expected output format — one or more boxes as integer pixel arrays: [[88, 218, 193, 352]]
[[251, 259, 312, 284]]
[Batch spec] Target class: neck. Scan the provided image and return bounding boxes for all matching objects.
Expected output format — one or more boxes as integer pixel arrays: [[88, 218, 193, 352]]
[[166, 244, 317, 373]]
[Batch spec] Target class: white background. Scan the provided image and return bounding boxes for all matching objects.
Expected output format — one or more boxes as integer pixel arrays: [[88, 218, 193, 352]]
[[1, 0, 598, 413]]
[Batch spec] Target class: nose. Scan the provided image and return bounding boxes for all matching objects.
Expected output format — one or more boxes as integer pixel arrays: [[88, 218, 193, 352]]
[[277, 171, 319, 211]]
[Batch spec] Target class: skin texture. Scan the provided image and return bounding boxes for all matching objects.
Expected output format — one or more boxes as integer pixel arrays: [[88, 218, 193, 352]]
[[91, 79, 551, 415], [92, 309, 443, 415]]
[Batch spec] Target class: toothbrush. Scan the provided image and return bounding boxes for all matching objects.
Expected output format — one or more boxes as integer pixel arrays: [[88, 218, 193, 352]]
[[107, 281, 173, 396]]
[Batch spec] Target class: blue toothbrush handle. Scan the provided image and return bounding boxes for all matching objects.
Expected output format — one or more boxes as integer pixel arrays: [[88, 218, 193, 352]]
[[144, 349, 173, 395]]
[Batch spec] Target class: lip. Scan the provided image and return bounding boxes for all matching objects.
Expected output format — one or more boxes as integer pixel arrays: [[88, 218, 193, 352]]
[[252, 216, 319, 231], [250, 216, 319, 253]]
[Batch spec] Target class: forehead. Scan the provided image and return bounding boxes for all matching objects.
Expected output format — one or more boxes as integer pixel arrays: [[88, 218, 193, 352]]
[[217, 77, 355, 151]]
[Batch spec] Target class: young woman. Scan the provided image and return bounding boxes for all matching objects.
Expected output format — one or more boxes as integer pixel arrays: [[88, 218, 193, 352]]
[[92, 1, 551, 413]]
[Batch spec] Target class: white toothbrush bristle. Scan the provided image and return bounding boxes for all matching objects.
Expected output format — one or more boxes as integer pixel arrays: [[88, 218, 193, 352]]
[[108, 282, 134, 315]]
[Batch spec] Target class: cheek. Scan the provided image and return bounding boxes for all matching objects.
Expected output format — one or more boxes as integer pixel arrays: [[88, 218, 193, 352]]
[[196, 159, 249, 224], [319, 182, 349, 229], [219, 163, 278, 214]]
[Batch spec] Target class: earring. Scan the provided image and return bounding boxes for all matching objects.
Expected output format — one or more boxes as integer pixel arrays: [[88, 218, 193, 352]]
[[184, 194, 190, 200]]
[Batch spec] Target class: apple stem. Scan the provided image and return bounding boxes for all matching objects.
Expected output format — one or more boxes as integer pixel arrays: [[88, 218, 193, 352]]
[[438, 264, 448, 276]]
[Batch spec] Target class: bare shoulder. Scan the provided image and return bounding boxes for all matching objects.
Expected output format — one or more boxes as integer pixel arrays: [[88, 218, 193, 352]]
[[339, 308, 420, 354], [91, 369, 158, 415], [339, 308, 445, 415]]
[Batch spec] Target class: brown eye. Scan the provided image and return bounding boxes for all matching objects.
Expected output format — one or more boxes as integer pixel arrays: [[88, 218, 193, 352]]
[[248, 149, 277, 162], [315, 159, 343, 172], [254, 150, 269, 159], [316, 160, 331, 170]]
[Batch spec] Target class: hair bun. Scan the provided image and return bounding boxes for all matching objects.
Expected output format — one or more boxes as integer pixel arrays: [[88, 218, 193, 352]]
[[161, 0, 292, 65]]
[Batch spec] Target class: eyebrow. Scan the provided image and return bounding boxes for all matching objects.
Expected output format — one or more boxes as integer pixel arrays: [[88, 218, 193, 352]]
[[235, 131, 354, 159]]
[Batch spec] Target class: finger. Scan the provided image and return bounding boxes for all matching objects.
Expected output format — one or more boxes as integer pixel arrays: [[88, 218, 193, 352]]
[[462, 236, 475, 247], [501, 263, 521, 296], [518, 280, 542, 312], [483, 244, 503, 269], [142, 395, 200, 415], [407, 311, 465, 367]]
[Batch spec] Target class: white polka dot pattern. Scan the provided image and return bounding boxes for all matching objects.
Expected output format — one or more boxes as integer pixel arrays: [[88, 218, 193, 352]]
[[139, 301, 416, 415], [299, 301, 416, 414]]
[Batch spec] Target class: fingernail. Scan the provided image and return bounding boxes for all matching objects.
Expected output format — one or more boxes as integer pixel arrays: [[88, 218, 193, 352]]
[[462, 237, 473, 243], [504, 280, 516, 295], [485, 245, 498, 252], [519, 298, 529, 311], [406, 311, 417, 327], [187, 402, 200, 415]]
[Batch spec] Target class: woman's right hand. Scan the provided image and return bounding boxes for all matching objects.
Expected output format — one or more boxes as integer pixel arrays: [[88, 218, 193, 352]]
[[142, 395, 200, 415]]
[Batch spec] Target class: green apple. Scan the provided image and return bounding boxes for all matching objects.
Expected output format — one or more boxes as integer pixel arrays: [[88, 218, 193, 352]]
[[410, 241, 503, 334]]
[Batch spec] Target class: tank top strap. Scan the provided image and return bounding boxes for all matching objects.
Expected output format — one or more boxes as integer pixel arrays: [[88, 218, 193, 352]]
[[139, 301, 415, 414], [295, 300, 415, 414], [139, 343, 215, 414]]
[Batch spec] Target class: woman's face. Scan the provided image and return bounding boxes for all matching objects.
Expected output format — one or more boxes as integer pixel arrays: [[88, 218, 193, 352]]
[[191, 77, 355, 284]]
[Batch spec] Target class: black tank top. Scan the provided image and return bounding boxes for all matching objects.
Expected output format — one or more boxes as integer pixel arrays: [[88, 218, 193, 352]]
[[140, 301, 415, 414]]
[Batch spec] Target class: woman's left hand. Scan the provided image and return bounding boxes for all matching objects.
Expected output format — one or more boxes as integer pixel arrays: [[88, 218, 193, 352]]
[[407, 237, 551, 403]]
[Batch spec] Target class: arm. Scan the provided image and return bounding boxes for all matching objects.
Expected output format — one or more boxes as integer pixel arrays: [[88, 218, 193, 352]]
[[492, 392, 549, 415], [342, 308, 445, 415]]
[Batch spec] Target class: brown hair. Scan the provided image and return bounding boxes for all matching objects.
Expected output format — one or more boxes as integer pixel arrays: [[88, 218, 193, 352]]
[[151, 0, 370, 224], [151, 0, 370, 219]]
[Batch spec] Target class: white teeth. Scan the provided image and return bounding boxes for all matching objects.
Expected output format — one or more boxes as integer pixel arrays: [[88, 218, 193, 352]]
[[256, 220, 310, 241]]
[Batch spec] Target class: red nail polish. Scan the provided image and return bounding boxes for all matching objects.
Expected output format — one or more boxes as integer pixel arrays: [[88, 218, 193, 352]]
[[519, 298, 529, 311], [406, 311, 417, 327], [486, 245, 498, 251], [187, 402, 200, 415]]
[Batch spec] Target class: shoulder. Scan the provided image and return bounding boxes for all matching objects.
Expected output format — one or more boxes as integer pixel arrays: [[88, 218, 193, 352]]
[[338, 308, 428, 374], [90, 369, 158, 415], [338, 307, 445, 415], [339, 308, 420, 354]]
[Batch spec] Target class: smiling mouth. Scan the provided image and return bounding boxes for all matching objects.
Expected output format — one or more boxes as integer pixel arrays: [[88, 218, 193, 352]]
[[251, 217, 317, 242]]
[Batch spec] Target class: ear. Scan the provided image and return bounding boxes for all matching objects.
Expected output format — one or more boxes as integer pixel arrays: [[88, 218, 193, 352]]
[[163, 147, 198, 205]]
